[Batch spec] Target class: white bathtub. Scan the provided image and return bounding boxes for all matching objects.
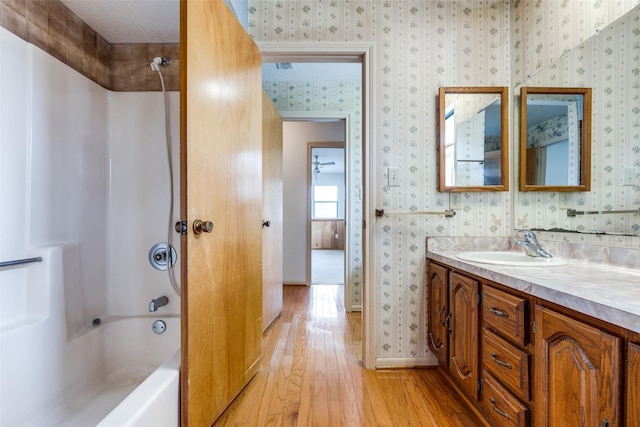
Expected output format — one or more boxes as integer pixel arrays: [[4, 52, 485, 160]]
[[0, 247, 180, 427]]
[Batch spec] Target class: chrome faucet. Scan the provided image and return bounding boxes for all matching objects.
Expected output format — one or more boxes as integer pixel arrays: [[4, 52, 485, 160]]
[[514, 230, 552, 258], [149, 296, 169, 312]]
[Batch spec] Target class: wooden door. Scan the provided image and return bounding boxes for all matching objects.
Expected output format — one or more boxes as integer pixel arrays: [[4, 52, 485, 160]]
[[180, 2, 263, 426], [427, 262, 449, 366], [627, 338, 640, 427], [261, 92, 283, 331], [535, 305, 622, 427], [448, 271, 479, 400]]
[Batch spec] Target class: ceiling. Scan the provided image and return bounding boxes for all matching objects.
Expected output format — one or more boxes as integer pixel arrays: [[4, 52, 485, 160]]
[[59, 0, 180, 44], [58, 1, 361, 82]]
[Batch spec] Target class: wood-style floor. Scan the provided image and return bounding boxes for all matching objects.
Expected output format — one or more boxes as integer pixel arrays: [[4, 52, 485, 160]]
[[214, 285, 484, 426]]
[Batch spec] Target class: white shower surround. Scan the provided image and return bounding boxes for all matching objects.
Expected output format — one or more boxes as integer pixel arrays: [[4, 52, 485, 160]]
[[0, 26, 180, 425]]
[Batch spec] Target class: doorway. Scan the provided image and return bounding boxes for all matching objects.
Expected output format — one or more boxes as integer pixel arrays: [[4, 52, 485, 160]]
[[260, 42, 375, 369], [309, 144, 345, 286]]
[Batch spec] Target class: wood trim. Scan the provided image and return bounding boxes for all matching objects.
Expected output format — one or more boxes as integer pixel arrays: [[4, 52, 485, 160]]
[[519, 86, 592, 192]]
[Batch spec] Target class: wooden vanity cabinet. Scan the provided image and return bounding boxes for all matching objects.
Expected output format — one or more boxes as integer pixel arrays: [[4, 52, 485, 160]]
[[427, 262, 449, 365], [449, 271, 480, 401], [627, 332, 640, 427], [480, 285, 532, 427], [427, 262, 480, 401], [535, 305, 623, 427]]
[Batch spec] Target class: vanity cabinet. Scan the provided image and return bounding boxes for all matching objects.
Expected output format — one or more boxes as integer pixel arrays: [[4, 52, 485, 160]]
[[427, 262, 449, 365], [427, 258, 635, 427], [534, 305, 622, 427], [627, 332, 640, 427], [481, 285, 532, 427], [449, 272, 480, 401], [427, 262, 480, 401]]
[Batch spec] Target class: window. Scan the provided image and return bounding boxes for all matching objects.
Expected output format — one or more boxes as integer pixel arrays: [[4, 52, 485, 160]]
[[313, 185, 338, 219]]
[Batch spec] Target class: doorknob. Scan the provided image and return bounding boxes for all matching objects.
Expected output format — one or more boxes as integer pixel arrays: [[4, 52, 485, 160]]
[[262, 220, 271, 228], [193, 219, 213, 235]]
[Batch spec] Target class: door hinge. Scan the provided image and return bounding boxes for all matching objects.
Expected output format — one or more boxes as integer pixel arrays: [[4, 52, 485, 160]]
[[363, 219, 366, 229], [532, 320, 536, 334], [478, 291, 483, 306], [175, 220, 187, 235], [478, 379, 483, 395]]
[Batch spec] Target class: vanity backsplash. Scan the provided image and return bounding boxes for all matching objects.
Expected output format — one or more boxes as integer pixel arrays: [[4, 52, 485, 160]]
[[427, 235, 640, 271]]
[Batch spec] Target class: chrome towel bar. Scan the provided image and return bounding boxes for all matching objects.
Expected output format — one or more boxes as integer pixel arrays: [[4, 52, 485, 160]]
[[375, 209, 455, 218], [0, 257, 43, 268], [567, 208, 640, 217]]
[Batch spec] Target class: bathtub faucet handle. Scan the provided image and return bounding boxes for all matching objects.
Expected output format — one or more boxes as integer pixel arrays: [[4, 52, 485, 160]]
[[149, 295, 169, 312]]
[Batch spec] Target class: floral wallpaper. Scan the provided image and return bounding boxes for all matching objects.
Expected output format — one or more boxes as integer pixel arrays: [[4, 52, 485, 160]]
[[250, 0, 511, 364], [515, 3, 640, 245], [263, 80, 364, 309], [251, 0, 640, 364]]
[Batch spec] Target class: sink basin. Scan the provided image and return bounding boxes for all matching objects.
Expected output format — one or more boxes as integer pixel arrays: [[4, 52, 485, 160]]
[[456, 251, 568, 267]]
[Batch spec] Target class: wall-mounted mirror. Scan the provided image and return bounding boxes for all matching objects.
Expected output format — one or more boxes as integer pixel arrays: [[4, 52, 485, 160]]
[[519, 87, 592, 191], [438, 87, 509, 192]]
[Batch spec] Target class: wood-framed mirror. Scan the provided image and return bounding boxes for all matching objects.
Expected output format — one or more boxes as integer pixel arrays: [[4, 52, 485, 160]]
[[438, 86, 509, 192], [519, 87, 592, 191]]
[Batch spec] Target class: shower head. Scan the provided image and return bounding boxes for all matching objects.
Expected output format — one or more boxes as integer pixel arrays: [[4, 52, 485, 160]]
[[150, 57, 171, 72]]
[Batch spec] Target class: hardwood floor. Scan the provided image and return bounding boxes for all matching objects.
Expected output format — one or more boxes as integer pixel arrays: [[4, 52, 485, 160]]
[[214, 285, 484, 426]]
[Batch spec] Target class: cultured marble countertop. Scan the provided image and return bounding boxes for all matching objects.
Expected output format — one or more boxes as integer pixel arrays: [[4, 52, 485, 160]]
[[426, 237, 640, 334]]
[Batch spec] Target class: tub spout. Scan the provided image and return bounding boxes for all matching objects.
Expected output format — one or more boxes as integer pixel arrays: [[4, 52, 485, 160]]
[[149, 296, 169, 312]]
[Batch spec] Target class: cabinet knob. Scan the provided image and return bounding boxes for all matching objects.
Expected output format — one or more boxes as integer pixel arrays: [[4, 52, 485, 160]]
[[262, 220, 271, 228]]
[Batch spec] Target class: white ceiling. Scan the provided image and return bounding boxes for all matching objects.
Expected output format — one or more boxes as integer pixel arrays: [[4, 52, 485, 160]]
[[58, 1, 360, 83], [59, 0, 180, 44]]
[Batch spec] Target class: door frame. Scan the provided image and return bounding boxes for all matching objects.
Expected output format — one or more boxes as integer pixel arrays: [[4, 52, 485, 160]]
[[307, 139, 346, 290], [260, 43, 376, 369]]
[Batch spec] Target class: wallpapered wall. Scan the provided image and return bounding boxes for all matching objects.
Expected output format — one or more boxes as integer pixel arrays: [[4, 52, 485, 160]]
[[251, 0, 512, 363], [252, 0, 640, 363], [514, 2, 640, 246]]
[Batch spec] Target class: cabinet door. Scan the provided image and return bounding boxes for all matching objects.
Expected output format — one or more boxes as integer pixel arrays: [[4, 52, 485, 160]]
[[449, 271, 479, 400], [627, 340, 640, 427], [427, 262, 449, 365], [535, 305, 622, 427]]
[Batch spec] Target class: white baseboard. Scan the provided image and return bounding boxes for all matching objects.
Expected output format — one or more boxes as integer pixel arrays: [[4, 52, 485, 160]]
[[374, 357, 439, 369]]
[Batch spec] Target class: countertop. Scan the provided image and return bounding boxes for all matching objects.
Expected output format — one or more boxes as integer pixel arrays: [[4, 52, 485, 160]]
[[426, 237, 640, 334]]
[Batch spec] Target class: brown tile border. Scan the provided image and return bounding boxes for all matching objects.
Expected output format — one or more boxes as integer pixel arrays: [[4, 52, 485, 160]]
[[0, 0, 179, 92]]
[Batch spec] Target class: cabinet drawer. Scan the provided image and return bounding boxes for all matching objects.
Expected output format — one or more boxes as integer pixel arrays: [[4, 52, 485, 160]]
[[481, 371, 530, 427], [483, 285, 528, 346], [482, 328, 531, 401]]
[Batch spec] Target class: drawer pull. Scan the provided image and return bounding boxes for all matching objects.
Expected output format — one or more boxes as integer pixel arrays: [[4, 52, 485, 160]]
[[490, 397, 510, 420], [438, 306, 446, 326], [490, 352, 512, 369], [490, 306, 509, 318], [428, 332, 443, 350], [600, 419, 608, 427]]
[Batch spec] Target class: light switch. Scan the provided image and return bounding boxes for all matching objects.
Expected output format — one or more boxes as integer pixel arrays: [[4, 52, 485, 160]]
[[623, 167, 637, 186], [388, 167, 400, 187]]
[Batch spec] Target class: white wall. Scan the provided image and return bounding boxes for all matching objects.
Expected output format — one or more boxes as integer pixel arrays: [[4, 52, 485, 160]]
[[283, 120, 344, 284]]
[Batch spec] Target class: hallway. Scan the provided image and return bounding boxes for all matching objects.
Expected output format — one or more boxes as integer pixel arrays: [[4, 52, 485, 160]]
[[214, 285, 483, 426]]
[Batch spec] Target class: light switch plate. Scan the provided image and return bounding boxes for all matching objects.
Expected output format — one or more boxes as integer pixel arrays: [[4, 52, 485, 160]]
[[449, 193, 462, 210], [388, 167, 400, 187], [623, 167, 637, 186]]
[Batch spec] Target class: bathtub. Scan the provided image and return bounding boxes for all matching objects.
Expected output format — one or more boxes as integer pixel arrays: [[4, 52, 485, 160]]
[[0, 246, 180, 427]]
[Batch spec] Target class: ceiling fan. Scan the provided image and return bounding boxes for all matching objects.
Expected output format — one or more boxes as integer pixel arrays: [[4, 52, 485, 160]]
[[312, 155, 335, 179]]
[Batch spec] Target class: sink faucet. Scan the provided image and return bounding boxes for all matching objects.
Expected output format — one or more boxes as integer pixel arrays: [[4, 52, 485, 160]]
[[149, 296, 169, 312], [514, 230, 552, 258]]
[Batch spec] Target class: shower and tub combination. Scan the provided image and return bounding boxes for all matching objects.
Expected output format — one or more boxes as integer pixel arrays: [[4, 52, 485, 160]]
[[0, 25, 181, 426]]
